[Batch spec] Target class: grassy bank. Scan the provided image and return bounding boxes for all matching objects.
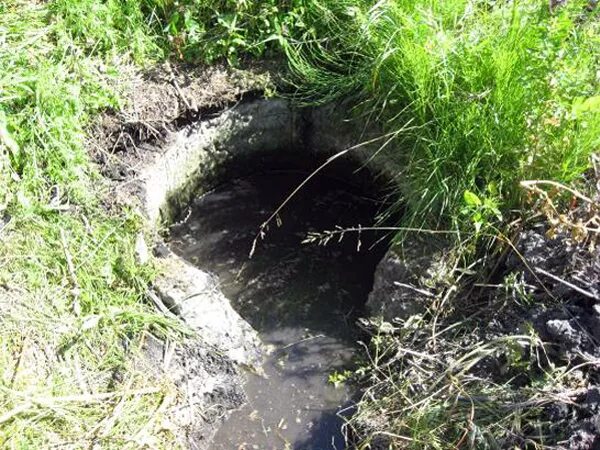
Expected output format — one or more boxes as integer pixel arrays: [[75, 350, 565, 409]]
[[136, 0, 599, 235], [0, 2, 177, 447], [1, 0, 599, 448], [282, 0, 599, 234]]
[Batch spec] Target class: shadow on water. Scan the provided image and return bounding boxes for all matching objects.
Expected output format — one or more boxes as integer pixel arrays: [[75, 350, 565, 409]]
[[168, 168, 391, 449], [292, 405, 358, 450]]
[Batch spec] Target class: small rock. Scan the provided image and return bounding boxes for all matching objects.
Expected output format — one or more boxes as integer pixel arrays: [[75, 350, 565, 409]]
[[366, 236, 450, 321], [568, 422, 600, 450], [546, 319, 582, 346], [153, 241, 171, 258], [134, 233, 149, 265], [0, 213, 10, 232]]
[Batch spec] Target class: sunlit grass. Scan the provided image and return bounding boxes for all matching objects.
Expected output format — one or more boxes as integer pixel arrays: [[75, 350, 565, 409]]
[[283, 0, 600, 235], [0, 1, 178, 447]]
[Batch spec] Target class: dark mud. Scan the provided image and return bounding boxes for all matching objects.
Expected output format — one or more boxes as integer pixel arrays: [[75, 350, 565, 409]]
[[89, 64, 272, 169], [168, 170, 390, 450], [511, 226, 600, 448]]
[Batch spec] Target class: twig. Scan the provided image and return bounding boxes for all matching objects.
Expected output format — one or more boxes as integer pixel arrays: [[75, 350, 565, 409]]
[[372, 431, 414, 442], [250, 127, 416, 257], [430, 284, 458, 351], [520, 180, 595, 205], [0, 388, 162, 425], [393, 282, 435, 298], [60, 229, 81, 316], [165, 62, 192, 111], [0, 403, 32, 425], [306, 225, 462, 239], [535, 267, 599, 300], [9, 336, 26, 388], [130, 390, 176, 447], [163, 339, 175, 371], [2, 387, 161, 404], [93, 377, 135, 440], [0, 213, 11, 238], [455, 389, 583, 410], [377, 346, 441, 371], [277, 334, 326, 352]]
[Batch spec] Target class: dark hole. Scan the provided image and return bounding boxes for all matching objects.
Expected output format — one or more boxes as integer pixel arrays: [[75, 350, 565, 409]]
[[168, 156, 394, 450]]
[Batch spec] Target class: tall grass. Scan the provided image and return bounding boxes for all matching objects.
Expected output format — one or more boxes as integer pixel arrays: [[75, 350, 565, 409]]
[[283, 0, 600, 234]]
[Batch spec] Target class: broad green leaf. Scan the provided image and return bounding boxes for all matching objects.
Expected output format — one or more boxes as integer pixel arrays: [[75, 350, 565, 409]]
[[572, 96, 600, 117], [463, 190, 482, 207]]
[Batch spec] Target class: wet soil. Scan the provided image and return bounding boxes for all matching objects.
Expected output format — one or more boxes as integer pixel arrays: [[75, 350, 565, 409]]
[[168, 170, 389, 450], [86, 63, 275, 215]]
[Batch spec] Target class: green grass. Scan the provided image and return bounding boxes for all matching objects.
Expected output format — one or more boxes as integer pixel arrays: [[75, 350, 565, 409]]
[[282, 0, 600, 235], [0, 1, 179, 447], [1, 0, 599, 447]]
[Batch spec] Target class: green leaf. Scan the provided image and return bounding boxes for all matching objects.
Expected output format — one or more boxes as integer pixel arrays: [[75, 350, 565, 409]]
[[463, 190, 482, 207], [572, 96, 600, 117]]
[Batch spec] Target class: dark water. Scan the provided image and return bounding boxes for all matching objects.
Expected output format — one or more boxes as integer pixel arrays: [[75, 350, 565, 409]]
[[168, 171, 388, 450]]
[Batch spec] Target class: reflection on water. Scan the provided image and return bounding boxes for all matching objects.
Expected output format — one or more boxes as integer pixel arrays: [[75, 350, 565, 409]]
[[168, 171, 388, 450]]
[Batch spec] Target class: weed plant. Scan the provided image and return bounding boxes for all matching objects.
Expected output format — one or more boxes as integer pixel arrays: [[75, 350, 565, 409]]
[[147, 0, 310, 63], [351, 313, 566, 449]]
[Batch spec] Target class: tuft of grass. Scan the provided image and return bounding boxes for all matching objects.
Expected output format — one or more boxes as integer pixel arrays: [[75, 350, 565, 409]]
[[0, 1, 180, 447], [283, 0, 600, 236]]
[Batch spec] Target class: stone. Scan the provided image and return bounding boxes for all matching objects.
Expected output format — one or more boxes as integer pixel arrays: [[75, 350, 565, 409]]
[[366, 235, 451, 321], [153, 241, 171, 258], [546, 319, 583, 347], [154, 255, 262, 366], [139, 99, 301, 225]]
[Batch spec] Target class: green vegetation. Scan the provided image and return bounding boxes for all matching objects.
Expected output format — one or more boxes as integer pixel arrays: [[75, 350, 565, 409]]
[[142, 0, 310, 63], [351, 321, 551, 449], [282, 0, 600, 235], [1, 0, 598, 448], [0, 2, 177, 447]]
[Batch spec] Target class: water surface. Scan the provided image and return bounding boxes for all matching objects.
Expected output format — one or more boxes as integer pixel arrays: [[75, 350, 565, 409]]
[[169, 171, 387, 450]]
